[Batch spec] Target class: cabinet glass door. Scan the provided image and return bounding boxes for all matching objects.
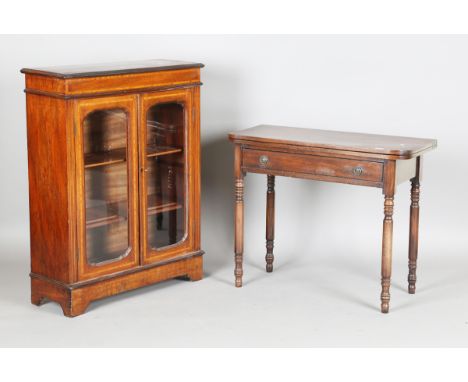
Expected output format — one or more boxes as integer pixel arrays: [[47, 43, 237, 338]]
[[140, 91, 193, 263], [145, 103, 186, 249], [76, 96, 139, 280]]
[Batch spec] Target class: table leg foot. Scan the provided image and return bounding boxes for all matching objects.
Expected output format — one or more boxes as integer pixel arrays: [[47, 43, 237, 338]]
[[381, 279, 391, 313]]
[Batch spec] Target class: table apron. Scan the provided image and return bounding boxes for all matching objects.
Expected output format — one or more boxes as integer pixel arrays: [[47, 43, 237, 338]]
[[242, 148, 385, 188]]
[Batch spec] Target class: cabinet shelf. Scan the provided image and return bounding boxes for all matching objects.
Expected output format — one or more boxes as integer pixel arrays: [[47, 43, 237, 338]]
[[147, 120, 180, 133], [84, 145, 182, 169], [85, 148, 127, 169], [147, 201, 182, 215], [147, 193, 182, 215], [147, 145, 182, 158], [86, 194, 181, 229], [86, 202, 127, 229]]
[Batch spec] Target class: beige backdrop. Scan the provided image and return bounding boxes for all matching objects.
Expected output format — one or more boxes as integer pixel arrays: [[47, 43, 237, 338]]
[[0, 35, 466, 346]]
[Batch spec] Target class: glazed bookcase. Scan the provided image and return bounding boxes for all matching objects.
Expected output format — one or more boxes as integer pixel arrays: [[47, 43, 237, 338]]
[[21, 60, 204, 316]]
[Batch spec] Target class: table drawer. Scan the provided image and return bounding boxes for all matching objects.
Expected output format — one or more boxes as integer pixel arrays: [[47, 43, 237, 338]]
[[243, 149, 383, 183]]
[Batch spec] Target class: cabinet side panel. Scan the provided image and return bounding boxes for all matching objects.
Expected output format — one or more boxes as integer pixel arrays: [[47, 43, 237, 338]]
[[26, 94, 72, 282], [192, 86, 201, 250]]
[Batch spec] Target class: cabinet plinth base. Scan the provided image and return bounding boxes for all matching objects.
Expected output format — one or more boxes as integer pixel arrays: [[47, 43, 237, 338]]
[[30, 252, 203, 317]]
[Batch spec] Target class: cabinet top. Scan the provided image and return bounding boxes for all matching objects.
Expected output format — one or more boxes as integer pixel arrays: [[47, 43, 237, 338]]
[[21, 59, 204, 79], [229, 125, 437, 159]]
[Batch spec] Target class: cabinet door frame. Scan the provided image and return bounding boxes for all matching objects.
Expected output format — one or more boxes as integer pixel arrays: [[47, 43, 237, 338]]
[[74, 95, 139, 280], [139, 89, 196, 264]]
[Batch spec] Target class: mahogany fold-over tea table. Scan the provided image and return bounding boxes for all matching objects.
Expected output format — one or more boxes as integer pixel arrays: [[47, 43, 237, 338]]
[[229, 125, 436, 313]]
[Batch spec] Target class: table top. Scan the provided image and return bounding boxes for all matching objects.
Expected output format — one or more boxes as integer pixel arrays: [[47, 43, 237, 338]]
[[229, 125, 437, 159], [21, 59, 204, 79]]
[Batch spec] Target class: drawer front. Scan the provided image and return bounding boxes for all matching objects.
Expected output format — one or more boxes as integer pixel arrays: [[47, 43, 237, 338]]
[[243, 149, 383, 183]]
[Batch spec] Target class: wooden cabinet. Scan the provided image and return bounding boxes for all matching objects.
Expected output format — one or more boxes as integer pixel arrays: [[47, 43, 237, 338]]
[[22, 60, 204, 316]]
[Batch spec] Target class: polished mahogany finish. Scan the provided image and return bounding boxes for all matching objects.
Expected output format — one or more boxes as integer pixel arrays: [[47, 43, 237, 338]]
[[229, 125, 436, 313], [265, 175, 275, 273], [243, 148, 384, 185], [23, 60, 204, 316], [231, 125, 436, 159]]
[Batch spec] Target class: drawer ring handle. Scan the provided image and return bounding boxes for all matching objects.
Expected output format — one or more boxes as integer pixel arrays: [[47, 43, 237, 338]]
[[353, 166, 364, 176], [259, 155, 269, 166]]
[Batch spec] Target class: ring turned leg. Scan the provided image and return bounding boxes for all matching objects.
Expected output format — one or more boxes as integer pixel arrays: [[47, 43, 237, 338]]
[[381, 194, 394, 313], [234, 145, 244, 287], [265, 175, 275, 272], [408, 178, 420, 294]]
